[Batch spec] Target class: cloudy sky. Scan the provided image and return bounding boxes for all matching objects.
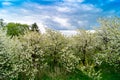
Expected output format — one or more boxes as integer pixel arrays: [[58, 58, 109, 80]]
[[0, 0, 120, 32]]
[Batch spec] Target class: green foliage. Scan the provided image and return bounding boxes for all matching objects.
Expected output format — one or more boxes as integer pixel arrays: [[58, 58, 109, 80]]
[[97, 17, 120, 72], [79, 65, 102, 80], [41, 29, 79, 74], [5, 22, 29, 38], [0, 29, 22, 79], [0, 19, 4, 28], [31, 23, 39, 32], [72, 30, 99, 65], [17, 31, 45, 80], [70, 30, 102, 80]]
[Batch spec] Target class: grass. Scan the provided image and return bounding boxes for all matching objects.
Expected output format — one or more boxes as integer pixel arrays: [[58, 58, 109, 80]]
[[14, 64, 120, 80], [38, 69, 92, 80], [38, 65, 120, 80]]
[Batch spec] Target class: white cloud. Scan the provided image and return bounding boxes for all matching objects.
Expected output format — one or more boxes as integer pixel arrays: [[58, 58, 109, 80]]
[[59, 30, 77, 36], [64, 0, 84, 3], [81, 4, 94, 11], [20, 8, 29, 13], [0, 9, 8, 13], [53, 17, 71, 27], [2, 1, 12, 6], [1, 0, 21, 1], [78, 20, 88, 26], [0, 1, 114, 31], [60, 30, 96, 36], [57, 7, 71, 12], [77, 4, 102, 12], [108, 0, 115, 2]]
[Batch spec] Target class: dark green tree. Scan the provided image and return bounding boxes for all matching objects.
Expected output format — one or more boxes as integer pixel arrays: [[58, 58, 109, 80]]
[[5, 23, 29, 38], [0, 19, 4, 28], [31, 23, 39, 32]]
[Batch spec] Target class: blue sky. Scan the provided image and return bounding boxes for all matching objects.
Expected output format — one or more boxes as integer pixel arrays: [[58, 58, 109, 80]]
[[0, 0, 120, 32]]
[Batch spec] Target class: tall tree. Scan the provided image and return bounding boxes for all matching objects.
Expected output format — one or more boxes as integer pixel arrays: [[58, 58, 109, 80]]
[[42, 29, 79, 73], [97, 17, 120, 71], [72, 30, 98, 65], [5, 23, 29, 38], [0, 19, 4, 28], [31, 23, 39, 32]]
